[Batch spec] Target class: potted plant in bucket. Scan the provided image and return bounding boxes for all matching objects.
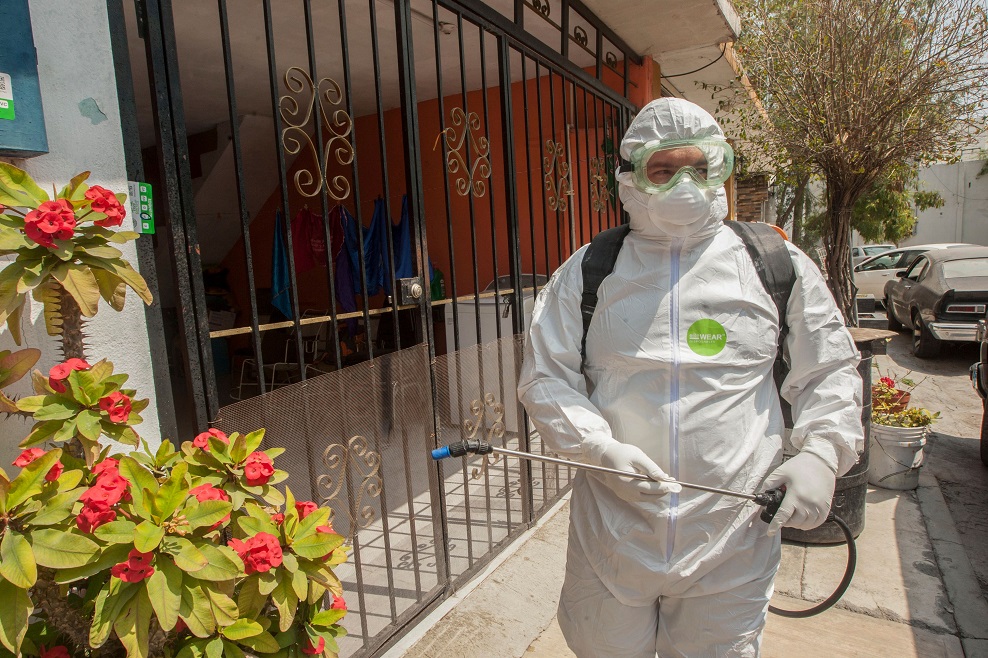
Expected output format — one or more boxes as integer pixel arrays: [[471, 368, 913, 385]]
[[870, 371, 939, 490]]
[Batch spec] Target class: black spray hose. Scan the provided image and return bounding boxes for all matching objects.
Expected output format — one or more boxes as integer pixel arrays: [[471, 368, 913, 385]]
[[432, 440, 856, 618]]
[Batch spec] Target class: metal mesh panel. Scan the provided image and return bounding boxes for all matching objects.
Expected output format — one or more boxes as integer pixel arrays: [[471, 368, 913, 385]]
[[434, 335, 573, 583], [214, 344, 442, 656]]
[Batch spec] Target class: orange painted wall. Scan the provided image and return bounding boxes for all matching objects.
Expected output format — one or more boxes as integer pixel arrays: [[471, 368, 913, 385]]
[[220, 70, 628, 336]]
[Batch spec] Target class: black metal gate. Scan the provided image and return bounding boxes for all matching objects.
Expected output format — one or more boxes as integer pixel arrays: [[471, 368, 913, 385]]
[[119, 0, 637, 654]]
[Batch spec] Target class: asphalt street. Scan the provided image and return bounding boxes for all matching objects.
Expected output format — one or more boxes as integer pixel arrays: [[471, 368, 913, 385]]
[[878, 332, 988, 601]]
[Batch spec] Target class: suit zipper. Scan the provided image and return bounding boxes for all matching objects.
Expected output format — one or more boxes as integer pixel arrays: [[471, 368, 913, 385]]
[[667, 238, 684, 562]]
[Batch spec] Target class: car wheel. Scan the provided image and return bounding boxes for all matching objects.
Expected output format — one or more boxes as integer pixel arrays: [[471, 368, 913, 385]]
[[912, 310, 941, 358], [982, 400, 988, 467], [886, 298, 903, 331]]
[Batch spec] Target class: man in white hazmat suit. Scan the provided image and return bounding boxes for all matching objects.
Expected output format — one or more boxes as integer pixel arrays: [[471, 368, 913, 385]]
[[517, 97, 863, 657]]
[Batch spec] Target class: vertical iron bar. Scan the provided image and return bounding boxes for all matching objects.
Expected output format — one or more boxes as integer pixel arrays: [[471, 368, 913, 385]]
[[498, 38, 534, 525], [366, 0, 399, 622], [479, 28, 513, 538], [581, 86, 593, 238], [595, 27, 603, 81], [300, 0, 344, 372], [106, 0, 179, 440], [456, 10, 477, 567], [591, 90, 602, 233], [514, 0, 524, 26], [520, 54, 547, 511], [547, 69, 563, 269], [334, 1, 372, 645], [146, 0, 217, 428], [262, 0, 306, 384], [217, 0, 266, 395], [571, 82, 585, 247], [560, 0, 570, 58], [562, 79, 576, 255], [534, 61, 552, 287]]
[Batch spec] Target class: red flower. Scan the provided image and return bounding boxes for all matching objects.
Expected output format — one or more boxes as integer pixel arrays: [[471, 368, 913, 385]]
[[272, 513, 285, 524], [85, 185, 127, 227], [80, 470, 130, 509], [175, 618, 188, 633], [880, 376, 896, 388], [302, 637, 325, 655], [92, 457, 120, 478], [39, 646, 71, 658], [228, 532, 283, 574], [24, 200, 76, 247], [330, 594, 347, 611], [190, 482, 231, 529], [12, 448, 63, 481], [189, 482, 229, 503], [243, 451, 275, 486], [111, 549, 155, 582], [295, 501, 318, 519], [76, 504, 117, 533], [48, 358, 91, 393], [192, 428, 229, 450], [99, 391, 132, 423]]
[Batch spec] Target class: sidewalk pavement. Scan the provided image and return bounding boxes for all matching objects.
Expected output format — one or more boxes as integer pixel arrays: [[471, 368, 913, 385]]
[[388, 474, 988, 658]]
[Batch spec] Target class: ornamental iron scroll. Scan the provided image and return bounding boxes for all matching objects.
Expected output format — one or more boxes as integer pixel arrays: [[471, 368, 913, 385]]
[[589, 156, 609, 212], [316, 434, 381, 541], [573, 25, 590, 49], [435, 107, 491, 198], [526, 0, 551, 18], [543, 140, 574, 212], [466, 394, 506, 481], [279, 66, 355, 200]]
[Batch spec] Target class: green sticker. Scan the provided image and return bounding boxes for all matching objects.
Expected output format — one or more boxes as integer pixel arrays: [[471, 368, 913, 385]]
[[0, 73, 14, 121], [687, 319, 727, 356]]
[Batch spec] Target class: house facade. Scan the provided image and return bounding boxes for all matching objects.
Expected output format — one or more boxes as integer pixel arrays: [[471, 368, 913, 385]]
[[0, 0, 752, 655]]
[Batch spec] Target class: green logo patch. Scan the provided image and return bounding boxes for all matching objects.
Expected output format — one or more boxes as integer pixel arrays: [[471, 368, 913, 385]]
[[687, 319, 727, 356]]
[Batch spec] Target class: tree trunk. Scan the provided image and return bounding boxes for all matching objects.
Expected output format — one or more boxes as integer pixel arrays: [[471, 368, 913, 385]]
[[792, 184, 805, 245], [58, 284, 87, 361], [824, 186, 857, 325]]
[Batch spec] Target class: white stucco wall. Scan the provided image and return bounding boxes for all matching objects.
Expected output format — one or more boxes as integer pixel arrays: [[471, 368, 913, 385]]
[[907, 160, 988, 248], [0, 0, 161, 465]]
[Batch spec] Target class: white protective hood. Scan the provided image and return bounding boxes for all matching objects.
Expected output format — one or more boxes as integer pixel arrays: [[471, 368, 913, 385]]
[[618, 98, 730, 240], [518, 100, 863, 607]]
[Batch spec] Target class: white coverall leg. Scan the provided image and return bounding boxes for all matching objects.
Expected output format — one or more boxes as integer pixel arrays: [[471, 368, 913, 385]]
[[517, 98, 863, 657]]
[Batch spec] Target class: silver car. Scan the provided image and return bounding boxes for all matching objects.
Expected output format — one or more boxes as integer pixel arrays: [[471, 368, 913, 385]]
[[853, 242, 974, 302]]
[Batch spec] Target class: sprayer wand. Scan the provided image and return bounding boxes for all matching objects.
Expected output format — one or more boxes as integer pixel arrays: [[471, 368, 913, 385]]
[[431, 439, 855, 618]]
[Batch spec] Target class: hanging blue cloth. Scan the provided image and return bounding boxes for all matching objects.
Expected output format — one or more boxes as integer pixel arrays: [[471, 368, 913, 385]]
[[271, 210, 293, 319], [343, 198, 390, 296], [391, 195, 415, 286]]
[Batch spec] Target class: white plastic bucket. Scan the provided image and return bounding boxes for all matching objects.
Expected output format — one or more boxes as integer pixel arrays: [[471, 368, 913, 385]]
[[868, 424, 928, 490]]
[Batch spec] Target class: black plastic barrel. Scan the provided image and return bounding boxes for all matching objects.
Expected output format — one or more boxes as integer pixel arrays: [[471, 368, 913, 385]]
[[782, 335, 878, 543]]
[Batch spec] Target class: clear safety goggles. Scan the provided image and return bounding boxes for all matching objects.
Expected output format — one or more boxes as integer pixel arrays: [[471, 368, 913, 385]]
[[620, 138, 735, 194]]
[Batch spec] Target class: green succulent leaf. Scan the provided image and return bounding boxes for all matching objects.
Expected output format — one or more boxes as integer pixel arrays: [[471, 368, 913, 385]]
[[0, 162, 49, 206], [179, 580, 216, 638], [147, 558, 183, 631], [291, 531, 343, 560], [30, 528, 99, 568], [202, 581, 238, 627], [6, 448, 61, 509], [161, 536, 209, 573], [187, 543, 243, 582], [0, 575, 32, 654], [134, 520, 165, 553], [31, 396, 80, 421], [0, 348, 40, 388], [0, 530, 37, 588], [55, 543, 132, 583], [91, 579, 138, 648], [183, 499, 232, 530], [25, 487, 83, 526], [113, 586, 153, 658], [237, 629, 281, 654], [94, 519, 139, 544], [153, 461, 189, 521]]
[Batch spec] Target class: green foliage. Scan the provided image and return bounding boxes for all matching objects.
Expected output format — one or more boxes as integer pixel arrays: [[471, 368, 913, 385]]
[[0, 348, 40, 414], [17, 359, 148, 466], [0, 430, 348, 657], [852, 166, 945, 244], [0, 162, 152, 345]]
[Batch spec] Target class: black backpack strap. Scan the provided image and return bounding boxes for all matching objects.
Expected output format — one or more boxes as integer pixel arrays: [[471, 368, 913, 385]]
[[580, 224, 632, 367], [724, 221, 797, 425]]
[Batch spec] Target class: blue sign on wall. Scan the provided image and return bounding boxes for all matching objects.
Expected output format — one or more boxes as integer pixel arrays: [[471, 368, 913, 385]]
[[0, 0, 49, 158]]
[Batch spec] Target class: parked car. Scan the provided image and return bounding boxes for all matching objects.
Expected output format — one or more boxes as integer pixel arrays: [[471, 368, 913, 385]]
[[885, 246, 988, 358], [851, 243, 894, 266], [853, 242, 973, 301], [968, 314, 988, 466]]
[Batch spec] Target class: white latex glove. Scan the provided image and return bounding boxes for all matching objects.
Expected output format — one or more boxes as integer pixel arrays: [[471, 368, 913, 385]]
[[763, 451, 836, 536], [594, 442, 682, 503]]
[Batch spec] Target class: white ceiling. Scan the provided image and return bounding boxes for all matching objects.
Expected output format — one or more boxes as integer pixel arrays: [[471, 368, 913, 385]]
[[124, 0, 604, 147]]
